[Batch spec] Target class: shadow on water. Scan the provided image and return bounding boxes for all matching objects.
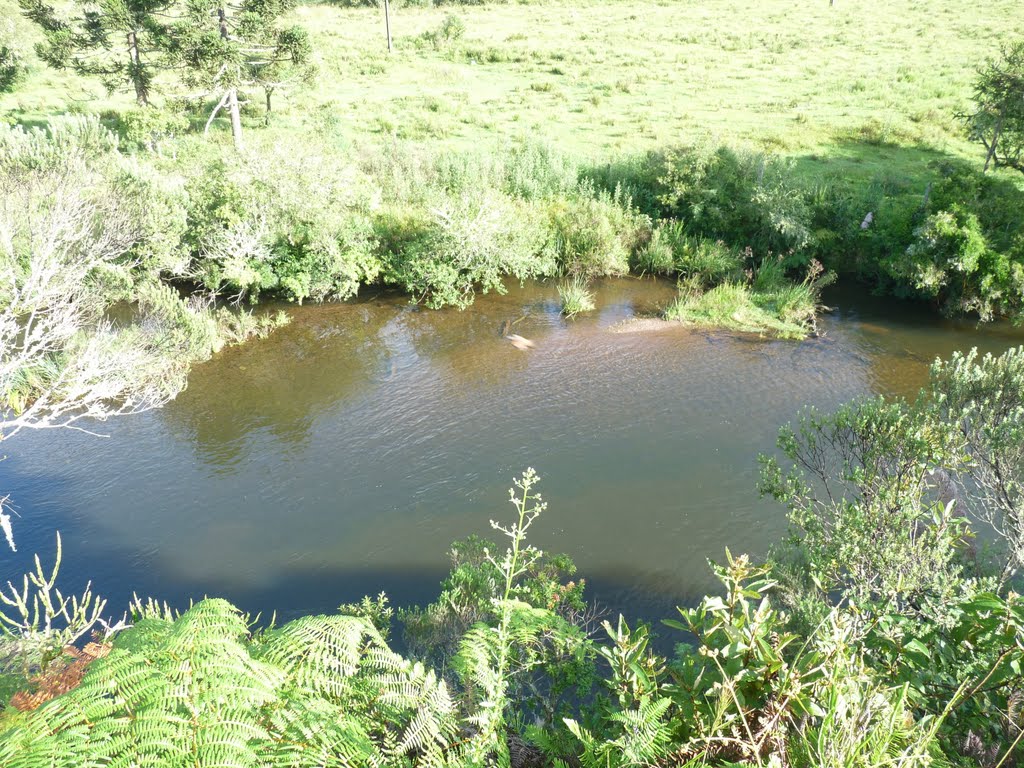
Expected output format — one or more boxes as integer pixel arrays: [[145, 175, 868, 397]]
[[824, 283, 1024, 397]]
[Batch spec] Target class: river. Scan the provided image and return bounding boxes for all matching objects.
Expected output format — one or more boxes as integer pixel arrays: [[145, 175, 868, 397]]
[[3, 278, 1022, 624]]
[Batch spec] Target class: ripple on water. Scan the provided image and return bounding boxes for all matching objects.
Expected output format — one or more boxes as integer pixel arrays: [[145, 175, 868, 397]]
[[3, 279, 1023, 621]]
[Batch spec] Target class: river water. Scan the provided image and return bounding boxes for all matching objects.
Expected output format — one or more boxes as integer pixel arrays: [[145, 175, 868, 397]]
[[3, 279, 1023, 623]]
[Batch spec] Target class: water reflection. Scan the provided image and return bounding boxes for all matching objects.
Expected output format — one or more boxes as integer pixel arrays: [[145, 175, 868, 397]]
[[2, 279, 1023, 623], [162, 300, 394, 471]]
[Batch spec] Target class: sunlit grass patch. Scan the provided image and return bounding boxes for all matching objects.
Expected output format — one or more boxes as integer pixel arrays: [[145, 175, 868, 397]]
[[665, 280, 812, 339]]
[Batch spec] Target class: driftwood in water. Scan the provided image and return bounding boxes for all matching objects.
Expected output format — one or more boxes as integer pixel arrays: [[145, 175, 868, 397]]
[[505, 334, 536, 351]]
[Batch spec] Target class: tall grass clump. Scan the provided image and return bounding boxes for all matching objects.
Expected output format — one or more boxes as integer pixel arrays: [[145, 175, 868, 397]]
[[665, 258, 831, 339], [558, 276, 596, 318], [634, 221, 676, 275], [675, 237, 746, 285]]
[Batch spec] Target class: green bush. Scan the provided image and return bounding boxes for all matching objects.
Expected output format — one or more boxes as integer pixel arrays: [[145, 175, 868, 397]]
[[896, 206, 988, 299], [929, 347, 1024, 579], [761, 396, 969, 612], [378, 194, 555, 308], [420, 13, 467, 50], [549, 189, 649, 278], [809, 160, 1024, 322], [182, 140, 378, 303], [656, 142, 814, 257], [118, 107, 190, 153]]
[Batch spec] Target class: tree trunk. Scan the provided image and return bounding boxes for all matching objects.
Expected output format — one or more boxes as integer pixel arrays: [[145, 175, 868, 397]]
[[228, 87, 243, 151], [127, 30, 148, 106], [984, 111, 1005, 173], [218, 6, 243, 151]]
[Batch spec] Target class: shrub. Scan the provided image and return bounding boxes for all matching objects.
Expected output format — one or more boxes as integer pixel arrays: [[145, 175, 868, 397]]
[[760, 396, 970, 613], [860, 587, 1024, 759], [895, 206, 990, 307], [929, 346, 1024, 580], [118, 107, 189, 153], [549, 189, 649, 278], [500, 141, 579, 201], [656, 142, 814, 256], [407, 471, 595, 761], [379, 195, 555, 308], [0, 117, 267, 474], [182, 139, 378, 303], [420, 13, 467, 50], [565, 552, 951, 767]]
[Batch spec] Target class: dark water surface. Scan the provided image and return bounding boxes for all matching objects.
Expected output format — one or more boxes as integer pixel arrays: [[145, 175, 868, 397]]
[[4, 279, 1023, 622]]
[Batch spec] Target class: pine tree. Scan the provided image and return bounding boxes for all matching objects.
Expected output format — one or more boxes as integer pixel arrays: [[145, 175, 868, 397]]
[[173, 0, 311, 149], [18, 0, 175, 106], [963, 41, 1024, 174]]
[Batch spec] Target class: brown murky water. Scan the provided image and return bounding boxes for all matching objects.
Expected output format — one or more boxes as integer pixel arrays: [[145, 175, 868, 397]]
[[6, 278, 1024, 621]]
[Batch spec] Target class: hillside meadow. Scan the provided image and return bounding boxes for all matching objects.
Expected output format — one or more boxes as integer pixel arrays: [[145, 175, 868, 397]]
[[5, 0, 1024, 188]]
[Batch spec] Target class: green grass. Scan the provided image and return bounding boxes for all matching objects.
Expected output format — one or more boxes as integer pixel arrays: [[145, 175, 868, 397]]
[[287, 0, 1022, 177], [557, 276, 596, 318], [4, 0, 1023, 190], [664, 277, 817, 339]]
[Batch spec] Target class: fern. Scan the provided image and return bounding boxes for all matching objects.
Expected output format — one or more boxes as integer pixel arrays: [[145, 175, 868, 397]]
[[0, 599, 459, 767], [564, 696, 674, 768]]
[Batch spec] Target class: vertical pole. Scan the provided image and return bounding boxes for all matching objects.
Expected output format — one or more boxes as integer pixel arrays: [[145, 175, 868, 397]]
[[384, 0, 392, 52]]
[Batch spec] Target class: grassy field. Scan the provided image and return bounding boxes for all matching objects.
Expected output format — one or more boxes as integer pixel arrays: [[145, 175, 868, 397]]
[[5, 0, 1023, 187]]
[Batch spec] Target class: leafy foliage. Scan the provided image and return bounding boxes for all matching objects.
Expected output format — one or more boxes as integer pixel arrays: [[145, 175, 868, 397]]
[[962, 41, 1024, 174], [0, 598, 458, 767], [379, 194, 554, 309], [655, 142, 813, 257], [760, 395, 970, 612], [18, 0, 174, 105], [929, 347, 1024, 580], [181, 139, 378, 303], [548, 188, 648, 278]]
